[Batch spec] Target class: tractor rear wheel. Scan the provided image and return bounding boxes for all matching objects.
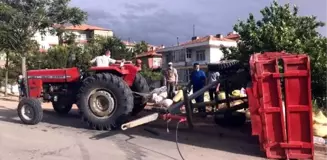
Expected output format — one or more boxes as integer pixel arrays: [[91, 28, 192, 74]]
[[77, 73, 133, 130], [208, 60, 240, 72], [17, 98, 43, 125], [52, 98, 73, 115], [131, 73, 150, 116]]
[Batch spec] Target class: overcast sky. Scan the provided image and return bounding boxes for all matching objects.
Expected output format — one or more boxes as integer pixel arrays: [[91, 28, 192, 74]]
[[70, 0, 326, 46]]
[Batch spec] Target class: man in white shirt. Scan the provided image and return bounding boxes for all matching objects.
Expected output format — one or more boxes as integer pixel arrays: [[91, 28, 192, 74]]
[[163, 62, 178, 99], [90, 50, 117, 67]]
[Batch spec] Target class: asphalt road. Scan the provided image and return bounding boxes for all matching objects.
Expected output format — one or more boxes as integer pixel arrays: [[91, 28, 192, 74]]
[[0, 99, 324, 160]]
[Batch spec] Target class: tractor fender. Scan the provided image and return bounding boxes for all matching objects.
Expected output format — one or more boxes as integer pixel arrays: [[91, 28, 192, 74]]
[[89, 64, 139, 87]]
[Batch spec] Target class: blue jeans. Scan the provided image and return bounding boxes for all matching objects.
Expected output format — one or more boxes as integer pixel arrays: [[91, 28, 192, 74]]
[[193, 87, 205, 112]]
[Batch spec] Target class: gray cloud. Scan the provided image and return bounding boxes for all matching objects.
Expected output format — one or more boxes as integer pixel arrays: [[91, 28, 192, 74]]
[[71, 0, 327, 46], [124, 2, 158, 12]]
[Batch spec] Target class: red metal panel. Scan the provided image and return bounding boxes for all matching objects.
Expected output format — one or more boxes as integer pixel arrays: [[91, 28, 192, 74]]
[[89, 64, 139, 87], [282, 56, 314, 159], [27, 67, 81, 83], [27, 79, 43, 98], [248, 52, 313, 159], [248, 53, 264, 151], [255, 59, 287, 159]]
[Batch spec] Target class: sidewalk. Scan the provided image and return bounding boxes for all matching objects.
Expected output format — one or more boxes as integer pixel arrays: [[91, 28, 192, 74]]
[[0, 94, 19, 102]]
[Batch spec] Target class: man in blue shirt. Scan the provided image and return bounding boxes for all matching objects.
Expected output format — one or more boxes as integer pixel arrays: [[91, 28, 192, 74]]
[[188, 63, 207, 114]]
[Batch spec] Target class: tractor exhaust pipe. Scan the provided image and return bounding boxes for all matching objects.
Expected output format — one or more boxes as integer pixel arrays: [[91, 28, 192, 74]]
[[121, 113, 159, 130]]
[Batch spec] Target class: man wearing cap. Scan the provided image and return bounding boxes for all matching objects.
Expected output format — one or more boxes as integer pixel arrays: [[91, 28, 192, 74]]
[[164, 62, 178, 99], [90, 50, 117, 67]]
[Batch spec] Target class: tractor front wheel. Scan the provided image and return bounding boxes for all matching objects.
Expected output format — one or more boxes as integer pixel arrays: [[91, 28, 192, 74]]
[[77, 73, 133, 130], [17, 98, 43, 125]]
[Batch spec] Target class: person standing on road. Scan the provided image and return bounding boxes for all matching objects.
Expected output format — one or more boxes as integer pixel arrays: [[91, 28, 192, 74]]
[[90, 50, 117, 67], [188, 63, 206, 114], [164, 62, 178, 99], [17, 75, 26, 99], [207, 70, 220, 110]]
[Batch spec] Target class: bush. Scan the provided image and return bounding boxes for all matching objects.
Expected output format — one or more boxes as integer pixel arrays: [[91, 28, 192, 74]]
[[139, 65, 162, 81]]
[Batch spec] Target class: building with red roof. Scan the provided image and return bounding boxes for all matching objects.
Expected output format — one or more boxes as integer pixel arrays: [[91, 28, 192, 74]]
[[135, 46, 164, 70], [157, 32, 239, 83]]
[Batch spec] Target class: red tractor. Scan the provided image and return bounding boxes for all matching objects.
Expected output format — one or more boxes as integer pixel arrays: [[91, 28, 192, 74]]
[[17, 62, 150, 130]]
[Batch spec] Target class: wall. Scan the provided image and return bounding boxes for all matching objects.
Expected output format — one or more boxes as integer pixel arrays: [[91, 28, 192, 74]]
[[209, 47, 224, 63], [33, 30, 59, 50], [93, 30, 114, 37], [66, 30, 88, 42], [188, 46, 210, 65], [152, 57, 162, 69]]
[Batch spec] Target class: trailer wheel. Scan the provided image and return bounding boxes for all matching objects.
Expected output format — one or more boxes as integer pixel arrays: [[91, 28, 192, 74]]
[[131, 73, 150, 116], [17, 98, 43, 125], [214, 111, 246, 127], [208, 60, 240, 72], [77, 73, 133, 130], [52, 99, 73, 114]]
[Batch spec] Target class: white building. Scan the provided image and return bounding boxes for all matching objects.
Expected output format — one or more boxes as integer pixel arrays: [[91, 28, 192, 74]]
[[34, 24, 114, 52], [122, 40, 137, 52], [157, 33, 239, 84], [0, 24, 113, 67], [32, 28, 60, 52]]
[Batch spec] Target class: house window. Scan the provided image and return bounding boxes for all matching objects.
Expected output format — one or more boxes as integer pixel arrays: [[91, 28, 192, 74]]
[[80, 34, 87, 40], [186, 52, 191, 59], [178, 51, 185, 62], [172, 50, 185, 62], [196, 50, 205, 61], [172, 53, 176, 62], [41, 36, 45, 41]]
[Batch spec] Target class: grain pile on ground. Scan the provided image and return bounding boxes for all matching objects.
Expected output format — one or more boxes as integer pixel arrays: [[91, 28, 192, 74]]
[[313, 111, 327, 138], [313, 110, 327, 145]]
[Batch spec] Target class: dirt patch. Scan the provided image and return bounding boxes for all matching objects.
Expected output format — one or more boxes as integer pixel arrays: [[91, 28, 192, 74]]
[[315, 144, 327, 153]]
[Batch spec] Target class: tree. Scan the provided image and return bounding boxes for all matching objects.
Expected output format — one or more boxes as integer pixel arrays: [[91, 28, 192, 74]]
[[88, 36, 133, 60], [0, 0, 48, 96], [222, 0, 327, 107], [0, 0, 87, 96], [47, 0, 87, 45], [133, 40, 149, 56]]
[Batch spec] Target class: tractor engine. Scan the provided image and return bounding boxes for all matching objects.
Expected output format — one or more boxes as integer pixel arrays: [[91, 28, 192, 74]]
[[42, 83, 76, 102], [26, 67, 81, 104]]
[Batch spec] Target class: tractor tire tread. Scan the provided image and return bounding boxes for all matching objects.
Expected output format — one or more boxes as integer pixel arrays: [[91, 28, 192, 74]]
[[208, 60, 240, 71], [76, 73, 133, 130], [17, 98, 43, 125]]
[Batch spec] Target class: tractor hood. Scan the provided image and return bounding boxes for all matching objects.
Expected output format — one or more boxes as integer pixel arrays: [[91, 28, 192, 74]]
[[27, 67, 81, 83]]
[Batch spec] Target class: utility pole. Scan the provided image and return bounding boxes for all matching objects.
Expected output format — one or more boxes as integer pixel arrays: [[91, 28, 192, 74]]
[[177, 37, 179, 46], [193, 24, 195, 37]]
